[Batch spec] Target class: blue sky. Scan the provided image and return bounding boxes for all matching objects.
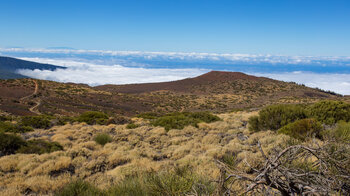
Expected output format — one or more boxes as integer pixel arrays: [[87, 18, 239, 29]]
[[1, 0, 350, 94], [1, 0, 350, 56]]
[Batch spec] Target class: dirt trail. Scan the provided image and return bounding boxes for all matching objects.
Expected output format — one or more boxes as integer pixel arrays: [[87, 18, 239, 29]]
[[20, 80, 38, 101], [29, 99, 41, 115], [20, 80, 41, 115]]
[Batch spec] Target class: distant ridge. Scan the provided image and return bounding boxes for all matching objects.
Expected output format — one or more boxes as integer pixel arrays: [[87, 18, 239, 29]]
[[96, 71, 272, 94], [193, 71, 262, 81], [0, 70, 344, 116], [0, 56, 65, 79]]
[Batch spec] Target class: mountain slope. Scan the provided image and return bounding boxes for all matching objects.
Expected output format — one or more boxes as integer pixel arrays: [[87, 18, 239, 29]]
[[96, 71, 264, 94], [0, 68, 28, 79], [0, 56, 65, 79], [0, 71, 344, 116]]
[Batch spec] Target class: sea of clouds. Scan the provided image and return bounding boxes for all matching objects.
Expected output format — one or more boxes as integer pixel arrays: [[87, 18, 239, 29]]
[[1, 48, 350, 95], [16, 58, 208, 86]]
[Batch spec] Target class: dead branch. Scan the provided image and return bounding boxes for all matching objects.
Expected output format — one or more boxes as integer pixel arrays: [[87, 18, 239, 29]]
[[217, 141, 350, 195]]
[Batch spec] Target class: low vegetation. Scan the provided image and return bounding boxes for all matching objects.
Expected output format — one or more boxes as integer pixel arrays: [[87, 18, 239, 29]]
[[0, 132, 26, 156], [323, 121, 350, 142], [55, 180, 102, 196], [0, 121, 33, 133], [94, 133, 113, 146], [146, 111, 220, 131], [277, 118, 323, 141], [76, 111, 109, 125], [126, 123, 140, 129], [0, 111, 257, 195], [249, 100, 350, 141], [248, 104, 307, 132], [20, 115, 53, 129], [0, 101, 349, 195], [0, 132, 63, 156], [307, 100, 350, 125], [55, 166, 215, 196], [17, 139, 63, 154]]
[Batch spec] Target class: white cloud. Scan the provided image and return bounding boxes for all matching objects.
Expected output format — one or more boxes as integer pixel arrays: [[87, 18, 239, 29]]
[[253, 72, 350, 95], [2, 47, 350, 65], [16, 58, 208, 86]]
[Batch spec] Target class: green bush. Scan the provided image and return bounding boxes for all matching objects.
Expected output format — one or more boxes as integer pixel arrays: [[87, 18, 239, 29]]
[[307, 100, 350, 125], [188, 111, 221, 123], [277, 119, 323, 141], [0, 121, 33, 133], [0, 115, 12, 122], [258, 104, 307, 131], [20, 115, 53, 129], [146, 165, 215, 195], [55, 180, 103, 196], [151, 112, 220, 131], [56, 116, 76, 126], [152, 114, 199, 131], [17, 139, 63, 154], [107, 176, 146, 196], [217, 152, 237, 170], [126, 123, 140, 129], [248, 116, 261, 132], [76, 111, 109, 125], [94, 133, 112, 146], [322, 121, 350, 142], [249, 101, 350, 133], [54, 168, 215, 196], [0, 132, 26, 156], [248, 104, 307, 132], [107, 116, 131, 125], [137, 112, 161, 120]]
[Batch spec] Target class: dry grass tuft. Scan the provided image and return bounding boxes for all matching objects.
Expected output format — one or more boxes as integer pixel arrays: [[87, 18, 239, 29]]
[[0, 111, 292, 195]]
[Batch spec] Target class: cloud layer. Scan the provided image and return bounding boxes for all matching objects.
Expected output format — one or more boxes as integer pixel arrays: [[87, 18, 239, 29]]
[[254, 72, 350, 95], [14, 57, 350, 95], [1, 48, 349, 95], [2, 48, 350, 67], [16, 58, 208, 86]]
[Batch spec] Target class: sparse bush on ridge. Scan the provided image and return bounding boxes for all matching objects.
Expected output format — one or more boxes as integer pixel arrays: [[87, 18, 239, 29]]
[[76, 111, 109, 125], [94, 133, 112, 146], [277, 118, 323, 141]]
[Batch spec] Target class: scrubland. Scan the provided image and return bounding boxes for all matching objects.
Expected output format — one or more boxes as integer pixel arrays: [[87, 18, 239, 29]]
[[0, 111, 290, 195]]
